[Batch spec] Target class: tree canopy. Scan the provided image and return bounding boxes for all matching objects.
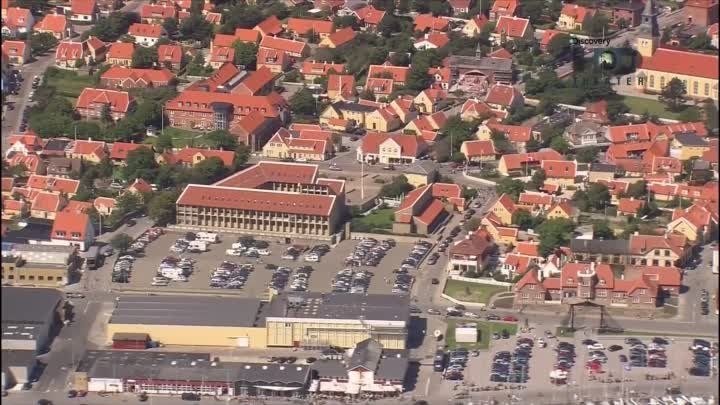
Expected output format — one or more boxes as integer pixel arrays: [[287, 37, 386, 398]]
[[536, 218, 575, 256], [495, 178, 525, 201], [659, 78, 687, 112]]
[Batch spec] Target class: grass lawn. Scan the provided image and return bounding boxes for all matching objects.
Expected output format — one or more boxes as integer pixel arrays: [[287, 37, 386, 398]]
[[444, 279, 509, 304], [144, 127, 207, 148], [351, 208, 395, 232], [618, 95, 701, 120], [44, 68, 95, 98], [445, 320, 518, 350], [598, 330, 715, 338], [556, 327, 575, 338]]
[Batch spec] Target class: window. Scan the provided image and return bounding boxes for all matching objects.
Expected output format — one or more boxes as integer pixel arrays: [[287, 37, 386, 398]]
[[664, 250, 670, 256], [660, 76, 665, 88], [649, 75, 654, 87], [693, 81, 698, 94], [705, 83, 710, 96]]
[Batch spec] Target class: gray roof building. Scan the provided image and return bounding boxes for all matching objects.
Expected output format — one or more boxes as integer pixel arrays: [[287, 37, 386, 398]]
[[109, 295, 263, 327], [674, 133, 709, 147], [1, 287, 62, 325], [569, 238, 630, 255], [268, 293, 410, 322], [590, 163, 617, 173]]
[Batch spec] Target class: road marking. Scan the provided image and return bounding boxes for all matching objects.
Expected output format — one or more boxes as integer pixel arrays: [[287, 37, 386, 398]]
[[424, 376, 431, 396]]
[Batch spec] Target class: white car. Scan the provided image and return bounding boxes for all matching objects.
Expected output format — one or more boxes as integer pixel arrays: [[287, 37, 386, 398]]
[[463, 311, 479, 318], [225, 249, 244, 256], [257, 249, 271, 256], [304, 254, 320, 262], [587, 343, 605, 351]]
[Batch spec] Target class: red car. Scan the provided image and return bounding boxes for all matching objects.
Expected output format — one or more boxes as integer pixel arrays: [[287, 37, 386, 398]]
[[502, 315, 518, 322]]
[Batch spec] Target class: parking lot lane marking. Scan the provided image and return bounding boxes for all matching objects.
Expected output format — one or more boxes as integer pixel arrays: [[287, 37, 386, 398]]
[[424, 376, 431, 396]]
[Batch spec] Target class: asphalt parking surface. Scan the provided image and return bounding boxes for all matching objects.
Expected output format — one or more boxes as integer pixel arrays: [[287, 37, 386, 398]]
[[117, 232, 425, 297]]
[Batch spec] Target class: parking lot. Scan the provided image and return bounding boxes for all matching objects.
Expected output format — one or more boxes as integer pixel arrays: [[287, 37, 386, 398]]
[[115, 231, 429, 296]]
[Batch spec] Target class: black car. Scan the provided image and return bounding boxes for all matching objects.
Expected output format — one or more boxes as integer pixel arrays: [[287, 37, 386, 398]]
[[486, 314, 500, 320], [652, 337, 669, 345], [608, 345, 623, 352], [581, 339, 597, 346], [619, 355, 628, 363], [501, 329, 510, 339], [181, 392, 201, 400]]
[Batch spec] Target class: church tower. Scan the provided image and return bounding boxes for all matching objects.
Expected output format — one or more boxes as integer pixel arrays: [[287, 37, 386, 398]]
[[636, 0, 660, 57]]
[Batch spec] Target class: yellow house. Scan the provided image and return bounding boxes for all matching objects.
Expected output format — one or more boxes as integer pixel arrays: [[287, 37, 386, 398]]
[[365, 107, 402, 133], [546, 201, 575, 220], [670, 133, 711, 161], [68, 139, 107, 164], [320, 101, 376, 128], [634, 46, 719, 102], [541, 160, 577, 188], [488, 194, 516, 226], [463, 15, 489, 37], [413, 89, 445, 114], [557, 4, 595, 31], [481, 216, 518, 245], [667, 203, 718, 243], [262, 129, 327, 161]]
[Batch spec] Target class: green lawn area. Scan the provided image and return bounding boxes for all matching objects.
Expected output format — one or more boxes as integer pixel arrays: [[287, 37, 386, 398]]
[[443, 279, 509, 304], [556, 327, 576, 338], [44, 68, 95, 98], [351, 208, 395, 232], [144, 127, 207, 148], [618, 95, 701, 120], [599, 330, 715, 338], [445, 320, 518, 350]]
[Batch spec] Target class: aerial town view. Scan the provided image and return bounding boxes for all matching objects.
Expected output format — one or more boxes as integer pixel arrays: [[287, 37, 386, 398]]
[[0, 0, 718, 403]]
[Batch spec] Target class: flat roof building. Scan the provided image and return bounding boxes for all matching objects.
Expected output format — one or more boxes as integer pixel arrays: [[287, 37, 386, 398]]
[[1, 244, 79, 287], [266, 293, 410, 349], [75, 350, 311, 398], [175, 161, 346, 242], [1, 287, 63, 354]]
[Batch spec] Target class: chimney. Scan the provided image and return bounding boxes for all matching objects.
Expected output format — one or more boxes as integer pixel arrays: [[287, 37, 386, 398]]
[[634, 231, 639, 236]]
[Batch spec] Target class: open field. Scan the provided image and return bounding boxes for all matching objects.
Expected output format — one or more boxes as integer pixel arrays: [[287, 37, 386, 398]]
[[444, 279, 509, 304], [445, 319, 519, 350]]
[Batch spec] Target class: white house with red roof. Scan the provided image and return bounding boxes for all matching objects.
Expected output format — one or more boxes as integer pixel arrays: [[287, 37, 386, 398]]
[[33, 14, 71, 39], [109, 142, 152, 165], [491, 16, 532, 45], [253, 15, 283, 37], [413, 14, 449, 32], [2, 40, 29, 65], [2, 7, 34, 37], [354, 5, 386, 31], [70, 0, 98, 22], [106, 42, 134, 66], [262, 128, 329, 162], [393, 182, 462, 236], [414, 32, 450, 50], [357, 133, 427, 165], [6, 132, 43, 157], [484, 83, 524, 113], [50, 211, 95, 251], [489, 0, 517, 21], [461, 140, 496, 163], [54, 36, 106, 68], [541, 160, 577, 187], [667, 202, 718, 243], [557, 4, 596, 31], [128, 23, 166, 47], [259, 35, 309, 58], [100, 66, 175, 89]]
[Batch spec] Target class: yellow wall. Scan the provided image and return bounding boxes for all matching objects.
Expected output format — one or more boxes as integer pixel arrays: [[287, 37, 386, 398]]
[[462, 20, 481, 37], [406, 173, 430, 188], [544, 177, 575, 187], [414, 93, 434, 114], [69, 152, 102, 164], [667, 219, 699, 242], [636, 69, 719, 101], [489, 201, 513, 225], [265, 320, 406, 349], [263, 141, 289, 159], [497, 158, 510, 176], [547, 207, 570, 220], [476, 125, 492, 140], [106, 324, 268, 348], [671, 142, 710, 161], [557, 15, 578, 31]]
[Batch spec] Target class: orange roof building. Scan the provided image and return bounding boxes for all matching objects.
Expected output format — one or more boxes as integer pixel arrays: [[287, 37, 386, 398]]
[[76, 88, 133, 120], [51, 211, 95, 251]]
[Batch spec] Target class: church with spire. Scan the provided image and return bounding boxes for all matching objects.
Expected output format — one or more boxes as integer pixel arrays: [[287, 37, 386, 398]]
[[633, 0, 719, 101]]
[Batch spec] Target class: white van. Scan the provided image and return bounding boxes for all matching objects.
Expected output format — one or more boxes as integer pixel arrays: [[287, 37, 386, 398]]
[[196, 232, 219, 243], [188, 241, 208, 252], [226, 248, 243, 256], [151, 279, 169, 286], [257, 248, 271, 256]]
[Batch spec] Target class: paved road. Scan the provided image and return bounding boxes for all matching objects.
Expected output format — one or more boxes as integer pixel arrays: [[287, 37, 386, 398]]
[[1, 52, 56, 152], [121, 0, 146, 13]]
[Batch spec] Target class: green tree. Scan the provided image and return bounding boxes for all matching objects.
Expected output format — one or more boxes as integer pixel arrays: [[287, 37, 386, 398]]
[[689, 32, 712, 50], [131, 46, 158, 68], [163, 18, 179, 38], [704, 99, 719, 132], [536, 218, 575, 256], [512, 209, 534, 230], [148, 191, 178, 225], [659, 78, 687, 112], [592, 220, 615, 240], [114, 191, 143, 218], [624, 180, 647, 198], [578, 182, 611, 211], [290, 88, 317, 116], [463, 217, 481, 232], [575, 147, 598, 163], [378, 175, 414, 198], [190, 157, 229, 184], [222, 4, 264, 32], [547, 33, 570, 58], [28, 113, 73, 138], [205, 129, 238, 150], [110, 233, 133, 253], [233, 41, 258, 69], [84, 12, 139, 42], [179, 13, 214, 44], [123, 147, 159, 182], [495, 178, 525, 201], [155, 133, 174, 152], [549, 136, 571, 155], [234, 143, 251, 170], [528, 168, 546, 190], [584, 14, 609, 36], [678, 107, 701, 123], [29, 32, 59, 55]]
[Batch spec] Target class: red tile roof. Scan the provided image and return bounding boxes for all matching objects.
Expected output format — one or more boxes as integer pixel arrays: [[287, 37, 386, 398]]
[[2, 40, 27, 59], [414, 14, 449, 31], [34, 14, 68, 33], [62, 199, 93, 214], [178, 184, 336, 216], [128, 23, 163, 38], [140, 3, 175, 19], [450, 229, 494, 256], [327, 74, 355, 98], [71, 139, 106, 158], [301, 61, 345, 76], [157, 44, 182, 64], [209, 46, 234, 64], [7, 133, 43, 151], [629, 233, 687, 256], [6, 154, 41, 174], [259, 35, 308, 55], [238, 66, 275, 94], [93, 196, 117, 211], [215, 161, 319, 189], [355, 5, 385, 25], [416, 32, 450, 48], [495, 16, 530, 38], [548, 200, 574, 217], [109, 142, 151, 160], [462, 140, 496, 158], [485, 83, 521, 107], [414, 198, 445, 225], [257, 47, 289, 67], [188, 62, 240, 92], [324, 26, 356, 47], [254, 15, 283, 36], [287, 17, 334, 35], [167, 90, 287, 118], [501, 149, 563, 171], [1, 177, 14, 193], [77, 88, 132, 113], [671, 203, 718, 229], [107, 42, 134, 60], [514, 268, 544, 291], [639, 48, 718, 80], [31, 191, 62, 213], [128, 177, 153, 194], [27, 175, 80, 194], [234, 28, 260, 43], [488, 47, 513, 59], [618, 197, 645, 214], [541, 160, 576, 179], [51, 211, 91, 241], [518, 192, 552, 206], [516, 240, 540, 257], [5, 7, 31, 29], [560, 4, 595, 23], [360, 132, 426, 158], [491, 0, 518, 16], [487, 122, 532, 143], [71, 0, 96, 14], [367, 63, 410, 84], [55, 41, 84, 62]]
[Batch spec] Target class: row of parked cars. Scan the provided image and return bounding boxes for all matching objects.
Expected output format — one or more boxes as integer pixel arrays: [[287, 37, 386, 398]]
[[303, 244, 330, 262], [210, 261, 253, 289], [700, 289, 711, 315], [332, 268, 373, 294], [154, 256, 195, 285], [554, 341, 576, 373], [112, 254, 136, 283], [689, 339, 716, 376], [391, 271, 413, 295], [269, 267, 291, 291], [345, 238, 394, 267], [438, 226, 462, 253], [619, 337, 668, 368], [400, 241, 431, 271], [491, 337, 533, 383], [289, 266, 313, 292], [436, 348, 473, 380]]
